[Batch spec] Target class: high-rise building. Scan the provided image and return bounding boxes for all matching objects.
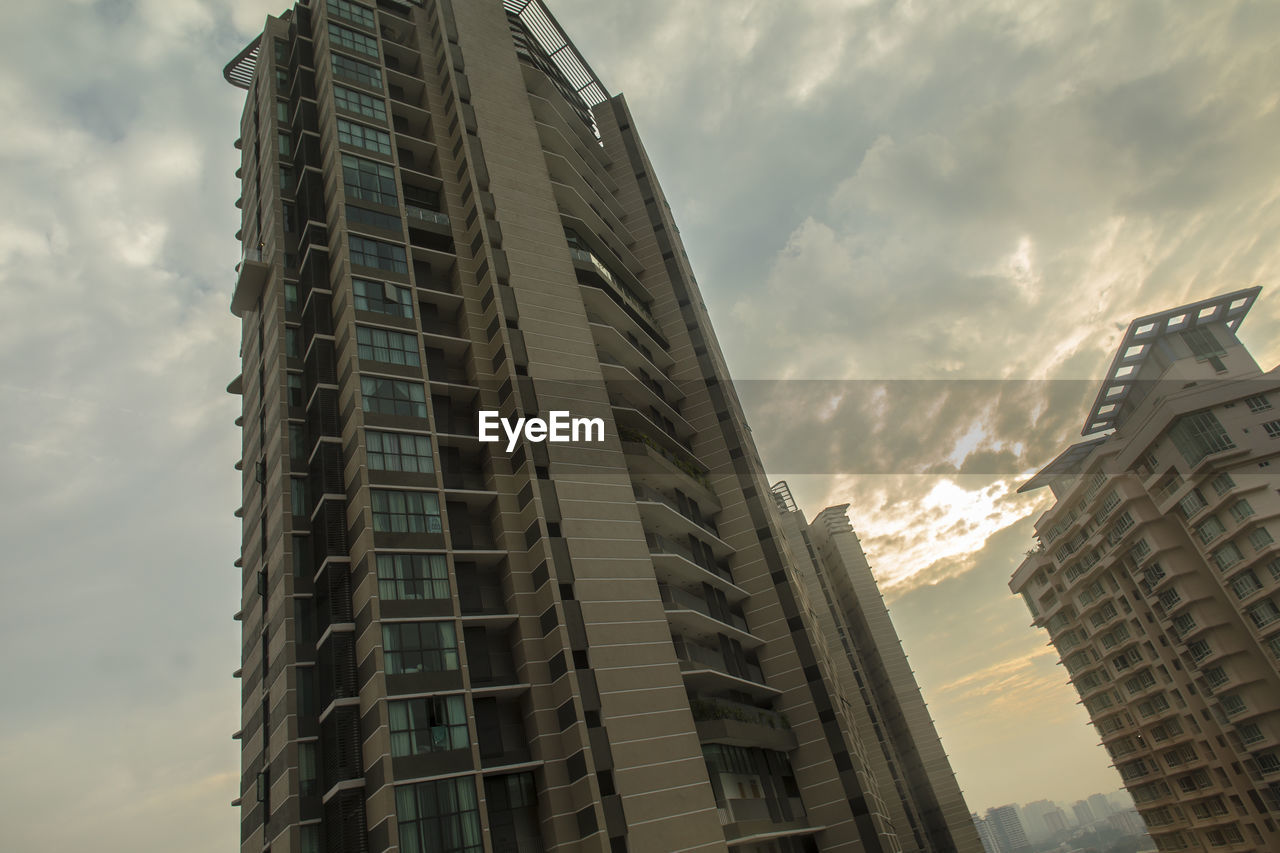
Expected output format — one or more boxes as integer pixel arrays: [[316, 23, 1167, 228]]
[[1017, 799, 1056, 842], [770, 486, 984, 853], [1071, 800, 1096, 828], [1010, 288, 1280, 852], [1042, 807, 1068, 835], [1087, 792, 1113, 820], [983, 805, 1029, 853], [971, 813, 1003, 853], [223, 1, 971, 851]]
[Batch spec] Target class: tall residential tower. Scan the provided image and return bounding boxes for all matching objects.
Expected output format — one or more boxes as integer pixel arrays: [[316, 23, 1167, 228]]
[[1011, 288, 1280, 852], [225, 2, 975, 852]]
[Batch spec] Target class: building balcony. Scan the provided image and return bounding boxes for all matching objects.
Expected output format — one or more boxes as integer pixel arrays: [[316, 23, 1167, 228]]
[[717, 798, 816, 846], [231, 247, 272, 318], [675, 640, 777, 701], [691, 698, 796, 753], [660, 584, 759, 649], [634, 484, 727, 550], [405, 204, 450, 230], [646, 532, 743, 599]]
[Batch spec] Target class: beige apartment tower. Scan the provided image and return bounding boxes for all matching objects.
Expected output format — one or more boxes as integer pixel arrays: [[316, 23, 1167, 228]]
[[771, 486, 984, 853], [223, 1, 967, 851], [1011, 289, 1280, 852]]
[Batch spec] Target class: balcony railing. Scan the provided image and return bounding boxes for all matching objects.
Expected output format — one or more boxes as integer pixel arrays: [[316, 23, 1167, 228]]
[[690, 697, 788, 731], [634, 484, 720, 537], [406, 205, 451, 228], [646, 532, 733, 583], [677, 641, 765, 685], [660, 584, 749, 634], [570, 247, 658, 325]]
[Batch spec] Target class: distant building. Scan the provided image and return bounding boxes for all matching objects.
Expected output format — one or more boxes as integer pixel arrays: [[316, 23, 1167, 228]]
[[985, 805, 1031, 853], [1019, 799, 1057, 842], [771, 486, 985, 853], [1088, 792, 1114, 820], [972, 812, 1005, 853], [1043, 807, 1069, 834], [1072, 799, 1096, 827], [1010, 288, 1280, 853], [1109, 808, 1148, 837]]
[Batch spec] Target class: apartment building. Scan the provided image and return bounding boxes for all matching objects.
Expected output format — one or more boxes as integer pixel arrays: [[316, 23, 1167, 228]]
[[771, 485, 984, 853], [224, 1, 937, 850], [1010, 288, 1280, 852], [982, 806, 1028, 853]]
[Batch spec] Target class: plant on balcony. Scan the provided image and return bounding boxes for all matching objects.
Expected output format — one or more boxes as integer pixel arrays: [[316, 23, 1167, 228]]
[[618, 426, 712, 491]]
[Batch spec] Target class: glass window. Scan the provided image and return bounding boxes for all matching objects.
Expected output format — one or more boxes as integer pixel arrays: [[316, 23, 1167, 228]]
[[300, 824, 321, 853], [396, 777, 482, 853], [389, 695, 468, 756], [348, 205, 402, 232], [361, 376, 427, 418], [337, 118, 393, 155], [274, 39, 289, 63], [1265, 420, 1280, 439], [299, 742, 318, 797], [334, 81, 386, 118], [292, 535, 311, 578], [1220, 694, 1247, 716], [378, 553, 449, 600], [372, 489, 442, 533], [1172, 613, 1196, 637], [330, 51, 378, 88], [1180, 326, 1225, 358], [354, 278, 413, 318], [1250, 527, 1275, 551], [342, 154, 397, 206], [279, 165, 293, 193], [291, 478, 307, 516], [329, 23, 379, 58], [285, 326, 301, 359], [1246, 394, 1272, 413], [357, 325, 419, 366], [1168, 411, 1235, 467], [276, 100, 289, 122], [285, 281, 299, 313], [1210, 472, 1236, 496], [1248, 599, 1280, 629], [327, 0, 375, 29], [1178, 489, 1207, 519], [350, 235, 408, 273], [382, 621, 458, 674], [1230, 571, 1261, 600], [1187, 640, 1212, 662], [278, 132, 291, 157], [288, 373, 304, 407], [1229, 500, 1255, 523], [367, 430, 434, 473], [289, 423, 307, 462], [1212, 541, 1243, 572], [1195, 516, 1226, 545]]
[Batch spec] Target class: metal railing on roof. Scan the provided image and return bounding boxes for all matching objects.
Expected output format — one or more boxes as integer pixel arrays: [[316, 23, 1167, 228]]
[[503, 0, 609, 108]]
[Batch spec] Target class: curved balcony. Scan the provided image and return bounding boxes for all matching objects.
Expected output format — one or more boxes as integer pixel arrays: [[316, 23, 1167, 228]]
[[675, 640, 778, 702], [634, 484, 729, 554], [647, 532, 745, 603], [660, 584, 760, 650]]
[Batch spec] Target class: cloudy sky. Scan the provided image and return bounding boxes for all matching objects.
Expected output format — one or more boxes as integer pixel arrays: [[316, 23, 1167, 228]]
[[1, 0, 1278, 849]]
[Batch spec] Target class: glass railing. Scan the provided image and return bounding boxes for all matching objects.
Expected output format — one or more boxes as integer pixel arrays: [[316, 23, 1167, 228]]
[[620, 427, 711, 491], [634, 484, 721, 537], [659, 585, 748, 634], [570, 247, 658, 325], [406, 204, 450, 227], [676, 640, 766, 686], [646, 532, 732, 582]]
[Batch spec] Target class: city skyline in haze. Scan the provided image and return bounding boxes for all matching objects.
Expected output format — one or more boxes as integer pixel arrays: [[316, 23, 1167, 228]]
[[1, 0, 1279, 849]]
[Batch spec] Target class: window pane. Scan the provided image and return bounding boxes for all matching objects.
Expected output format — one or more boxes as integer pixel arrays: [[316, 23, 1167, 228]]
[[354, 278, 413, 318]]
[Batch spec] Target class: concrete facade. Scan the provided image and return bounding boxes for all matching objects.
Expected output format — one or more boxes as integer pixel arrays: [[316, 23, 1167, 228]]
[[225, 1, 949, 851], [1010, 289, 1280, 853]]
